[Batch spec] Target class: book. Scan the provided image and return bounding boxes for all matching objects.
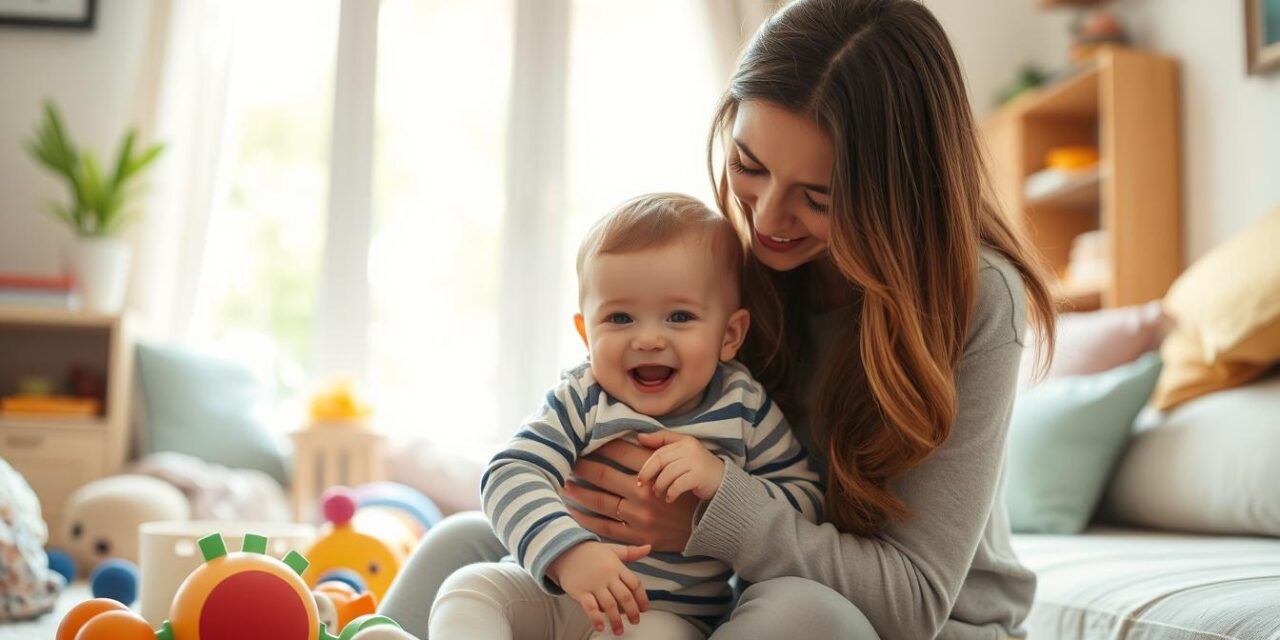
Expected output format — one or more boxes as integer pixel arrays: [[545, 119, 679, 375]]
[[0, 273, 74, 292], [0, 394, 101, 417]]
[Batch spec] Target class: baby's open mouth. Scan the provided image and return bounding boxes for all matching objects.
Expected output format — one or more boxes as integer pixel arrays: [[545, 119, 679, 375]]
[[629, 365, 675, 387]]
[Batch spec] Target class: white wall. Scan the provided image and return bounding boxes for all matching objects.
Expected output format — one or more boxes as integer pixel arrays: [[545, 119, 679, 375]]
[[0, 1, 157, 275], [1107, 0, 1280, 260]]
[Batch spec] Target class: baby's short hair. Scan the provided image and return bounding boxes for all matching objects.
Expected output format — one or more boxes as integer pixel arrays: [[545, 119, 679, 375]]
[[576, 193, 743, 303]]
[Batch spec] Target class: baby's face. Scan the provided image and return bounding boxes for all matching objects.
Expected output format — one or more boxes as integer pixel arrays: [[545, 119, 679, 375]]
[[578, 237, 746, 417]]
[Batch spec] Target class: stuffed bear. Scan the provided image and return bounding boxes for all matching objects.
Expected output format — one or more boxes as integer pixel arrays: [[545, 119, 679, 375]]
[[61, 475, 190, 573]]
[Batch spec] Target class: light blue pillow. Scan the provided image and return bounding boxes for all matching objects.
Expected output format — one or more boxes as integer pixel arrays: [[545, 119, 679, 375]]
[[1006, 352, 1162, 534], [135, 342, 289, 485]]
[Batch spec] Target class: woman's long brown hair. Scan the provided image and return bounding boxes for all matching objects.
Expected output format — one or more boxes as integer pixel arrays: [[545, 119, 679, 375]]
[[708, 0, 1057, 535]]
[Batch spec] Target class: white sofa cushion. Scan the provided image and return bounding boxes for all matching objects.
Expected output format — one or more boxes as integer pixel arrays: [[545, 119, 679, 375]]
[[1100, 371, 1280, 537], [1013, 528, 1280, 640]]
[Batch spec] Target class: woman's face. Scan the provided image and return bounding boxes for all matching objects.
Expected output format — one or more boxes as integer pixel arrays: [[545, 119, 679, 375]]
[[728, 99, 834, 272]]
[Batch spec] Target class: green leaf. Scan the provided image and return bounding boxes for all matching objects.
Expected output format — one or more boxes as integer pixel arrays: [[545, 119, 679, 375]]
[[112, 129, 136, 191]]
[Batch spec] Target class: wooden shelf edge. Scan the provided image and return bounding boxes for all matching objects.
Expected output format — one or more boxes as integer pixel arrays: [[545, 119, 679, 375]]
[[0, 305, 121, 328], [1025, 167, 1103, 209], [0, 417, 110, 431]]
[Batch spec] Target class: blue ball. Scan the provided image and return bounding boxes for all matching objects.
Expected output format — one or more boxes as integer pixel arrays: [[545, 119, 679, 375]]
[[46, 549, 77, 584], [90, 558, 139, 605]]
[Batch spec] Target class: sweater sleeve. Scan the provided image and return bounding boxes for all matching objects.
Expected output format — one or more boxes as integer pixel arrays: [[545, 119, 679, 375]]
[[684, 263, 1027, 639], [480, 370, 599, 593]]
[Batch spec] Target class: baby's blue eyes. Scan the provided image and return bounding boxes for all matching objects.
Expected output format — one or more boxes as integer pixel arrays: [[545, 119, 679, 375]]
[[603, 311, 695, 324]]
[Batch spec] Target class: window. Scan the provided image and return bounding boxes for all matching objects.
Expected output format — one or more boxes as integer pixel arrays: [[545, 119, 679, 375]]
[[197, 0, 723, 444]]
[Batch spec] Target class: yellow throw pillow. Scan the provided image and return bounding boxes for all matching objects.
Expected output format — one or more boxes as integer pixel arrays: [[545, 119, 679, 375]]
[[1155, 207, 1280, 409]]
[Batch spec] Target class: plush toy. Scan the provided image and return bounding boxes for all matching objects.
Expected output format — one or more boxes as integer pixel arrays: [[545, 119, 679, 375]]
[[0, 458, 63, 621], [302, 483, 441, 601], [60, 474, 191, 573]]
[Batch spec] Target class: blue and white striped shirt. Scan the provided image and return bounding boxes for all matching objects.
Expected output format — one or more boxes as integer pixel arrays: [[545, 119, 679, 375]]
[[480, 359, 823, 628]]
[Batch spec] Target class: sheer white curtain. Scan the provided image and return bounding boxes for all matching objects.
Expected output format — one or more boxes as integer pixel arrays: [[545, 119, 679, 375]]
[[128, 0, 240, 341]]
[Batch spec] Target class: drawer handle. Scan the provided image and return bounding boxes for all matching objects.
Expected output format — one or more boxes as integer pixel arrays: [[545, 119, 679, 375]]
[[4, 434, 44, 449]]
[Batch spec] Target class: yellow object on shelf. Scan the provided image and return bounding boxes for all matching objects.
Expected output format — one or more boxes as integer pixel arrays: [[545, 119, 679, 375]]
[[1046, 146, 1100, 171], [0, 394, 100, 417], [308, 379, 373, 424]]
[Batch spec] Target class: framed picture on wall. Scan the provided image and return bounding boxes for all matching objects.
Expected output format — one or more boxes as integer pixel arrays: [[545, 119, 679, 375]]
[[1246, 0, 1280, 74], [0, 0, 95, 30]]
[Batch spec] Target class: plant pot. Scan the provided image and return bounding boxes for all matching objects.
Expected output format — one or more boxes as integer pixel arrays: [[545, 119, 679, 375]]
[[67, 237, 133, 314]]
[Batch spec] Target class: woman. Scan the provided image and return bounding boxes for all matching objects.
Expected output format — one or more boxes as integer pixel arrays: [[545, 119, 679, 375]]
[[382, 1, 1055, 637]]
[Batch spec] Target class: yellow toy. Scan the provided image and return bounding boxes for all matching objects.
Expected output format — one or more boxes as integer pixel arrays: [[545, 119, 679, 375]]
[[301, 486, 433, 601], [309, 380, 373, 424]]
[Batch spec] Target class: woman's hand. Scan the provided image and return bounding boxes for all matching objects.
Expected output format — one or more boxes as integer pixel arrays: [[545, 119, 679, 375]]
[[566, 438, 700, 552]]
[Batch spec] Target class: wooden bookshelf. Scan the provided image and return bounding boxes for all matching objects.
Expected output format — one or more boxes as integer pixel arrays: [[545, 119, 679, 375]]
[[0, 306, 134, 545], [982, 46, 1182, 311]]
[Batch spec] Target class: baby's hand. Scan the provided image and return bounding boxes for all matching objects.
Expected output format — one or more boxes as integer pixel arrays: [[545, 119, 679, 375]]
[[635, 431, 727, 502], [547, 540, 651, 636]]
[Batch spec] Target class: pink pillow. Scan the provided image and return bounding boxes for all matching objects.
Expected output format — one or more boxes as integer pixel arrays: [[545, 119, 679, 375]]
[[387, 437, 486, 516], [1020, 300, 1169, 389]]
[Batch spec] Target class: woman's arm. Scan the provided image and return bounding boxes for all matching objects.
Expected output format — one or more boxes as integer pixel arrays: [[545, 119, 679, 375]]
[[685, 340, 1023, 638], [686, 263, 1029, 638]]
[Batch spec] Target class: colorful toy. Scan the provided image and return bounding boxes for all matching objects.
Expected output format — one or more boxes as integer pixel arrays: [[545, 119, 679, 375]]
[[61, 532, 418, 640], [89, 557, 140, 605], [156, 533, 319, 640], [301, 484, 441, 601], [313, 580, 377, 633]]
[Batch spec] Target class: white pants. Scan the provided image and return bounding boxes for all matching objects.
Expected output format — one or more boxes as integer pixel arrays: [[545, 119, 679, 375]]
[[429, 561, 706, 640]]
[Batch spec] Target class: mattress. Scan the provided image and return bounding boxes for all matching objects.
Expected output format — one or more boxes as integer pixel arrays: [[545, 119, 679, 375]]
[[1012, 528, 1280, 640]]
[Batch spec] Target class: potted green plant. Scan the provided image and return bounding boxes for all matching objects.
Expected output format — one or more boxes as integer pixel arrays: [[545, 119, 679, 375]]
[[25, 100, 164, 313]]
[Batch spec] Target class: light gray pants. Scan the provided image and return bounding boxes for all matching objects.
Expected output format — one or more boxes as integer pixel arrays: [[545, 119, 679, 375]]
[[431, 561, 705, 639], [380, 512, 880, 639]]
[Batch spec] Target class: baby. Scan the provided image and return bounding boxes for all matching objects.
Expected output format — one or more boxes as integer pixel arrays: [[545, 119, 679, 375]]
[[429, 193, 822, 639]]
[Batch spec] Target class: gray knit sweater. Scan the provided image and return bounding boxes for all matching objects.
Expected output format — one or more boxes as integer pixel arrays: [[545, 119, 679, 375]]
[[684, 248, 1035, 639]]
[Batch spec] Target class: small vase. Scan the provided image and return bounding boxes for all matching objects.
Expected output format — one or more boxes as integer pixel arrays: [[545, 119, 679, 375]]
[[67, 237, 133, 314]]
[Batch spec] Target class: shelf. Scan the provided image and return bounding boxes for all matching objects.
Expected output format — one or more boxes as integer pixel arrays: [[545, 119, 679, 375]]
[[1012, 64, 1100, 119], [1025, 168, 1102, 209], [0, 305, 120, 328], [0, 416, 109, 431]]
